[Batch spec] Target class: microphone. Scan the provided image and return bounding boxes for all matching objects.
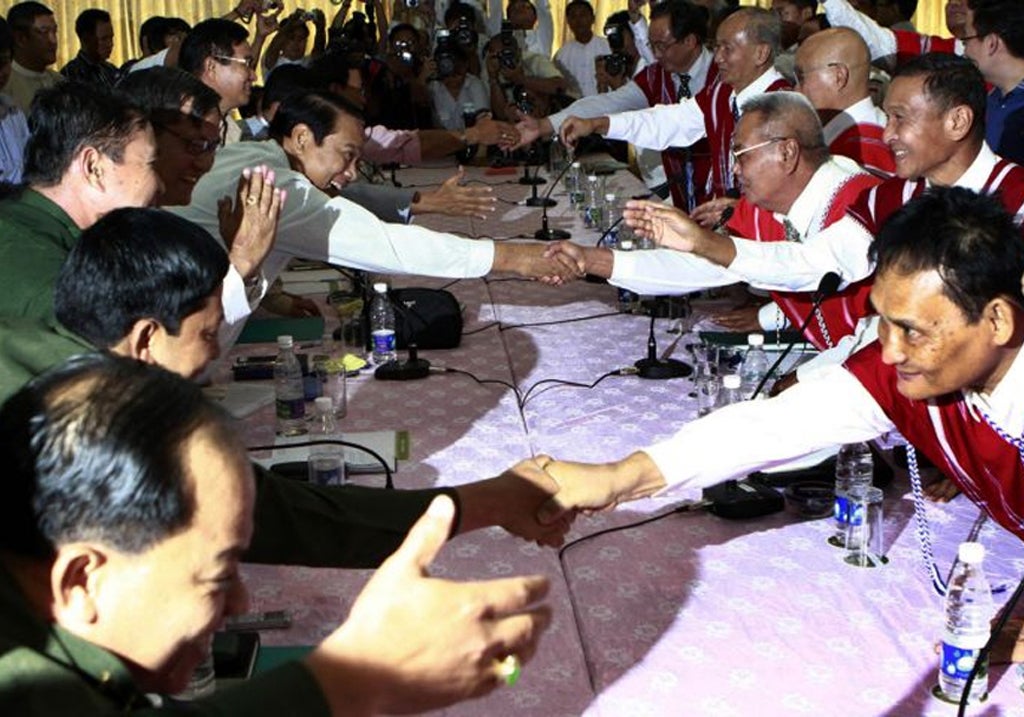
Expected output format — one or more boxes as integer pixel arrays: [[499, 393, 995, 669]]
[[711, 205, 735, 232], [533, 153, 576, 241], [370, 289, 432, 381], [749, 271, 842, 399], [634, 306, 693, 379]]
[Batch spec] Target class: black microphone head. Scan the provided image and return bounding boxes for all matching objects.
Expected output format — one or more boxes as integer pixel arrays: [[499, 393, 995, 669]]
[[817, 271, 842, 297]]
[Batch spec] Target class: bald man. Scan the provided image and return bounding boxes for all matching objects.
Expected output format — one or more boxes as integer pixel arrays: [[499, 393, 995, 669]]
[[795, 28, 896, 177]]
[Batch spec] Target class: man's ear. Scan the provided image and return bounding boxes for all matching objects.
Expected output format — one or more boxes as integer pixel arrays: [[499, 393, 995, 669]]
[[945, 103, 975, 143], [986, 296, 1021, 347], [79, 146, 106, 189], [290, 123, 313, 152], [116, 318, 162, 364], [50, 545, 108, 630]]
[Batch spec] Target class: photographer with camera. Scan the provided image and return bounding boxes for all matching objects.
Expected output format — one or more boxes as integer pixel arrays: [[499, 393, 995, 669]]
[[484, 25, 567, 123], [262, 7, 326, 76], [554, 0, 609, 98], [428, 32, 489, 131], [443, 2, 482, 76], [381, 23, 434, 129], [596, 11, 644, 93]]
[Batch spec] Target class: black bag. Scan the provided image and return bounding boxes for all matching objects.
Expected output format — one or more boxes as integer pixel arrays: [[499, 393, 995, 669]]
[[365, 288, 463, 350]]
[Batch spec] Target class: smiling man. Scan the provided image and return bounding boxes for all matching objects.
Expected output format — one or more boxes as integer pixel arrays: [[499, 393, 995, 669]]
[[535, 186, 1024, 658]]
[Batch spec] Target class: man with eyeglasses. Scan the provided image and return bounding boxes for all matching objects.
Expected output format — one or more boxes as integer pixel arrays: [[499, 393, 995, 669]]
[[558, 7, 791, 225], [545, 92, 881, 376], [511, 0, 717, 208], [794, 27, 895, 177], [4, 2, 60, 113], [179, 18, 264, 146]]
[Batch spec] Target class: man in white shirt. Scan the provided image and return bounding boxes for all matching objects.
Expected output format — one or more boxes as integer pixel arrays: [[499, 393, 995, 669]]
[[553, 0, 610, 98], [4, 2, 60, 114], [535, 187, 1024, 661]]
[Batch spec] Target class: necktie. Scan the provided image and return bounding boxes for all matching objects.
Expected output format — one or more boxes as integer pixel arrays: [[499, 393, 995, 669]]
[[731, 96, 739, 123], [677, 73, 691, 100]]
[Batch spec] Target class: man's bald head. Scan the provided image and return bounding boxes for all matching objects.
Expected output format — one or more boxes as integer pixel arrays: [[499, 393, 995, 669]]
[[794, 27, 871, 111]]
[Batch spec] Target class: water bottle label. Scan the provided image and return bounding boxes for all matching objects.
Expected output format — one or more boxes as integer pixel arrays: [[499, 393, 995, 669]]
[[833, 494, 851, 525], [276, 397, 305, 420], [372, 330, 396, 353], [940, 642, 982, 682]]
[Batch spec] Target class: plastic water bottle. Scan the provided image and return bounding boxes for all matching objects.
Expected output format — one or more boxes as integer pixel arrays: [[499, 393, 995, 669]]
[[312, 396, 338, 435], [938, 542, 994, 704], [739, 333, 770, 399], [583, 175, 604, 229], [831, 442, 873, 543], [369, 282, 398, 365], [274, 335, 307, 436], [716, 374, 744, 409], [565, 161, 583, 209], [600, 192, 619, 234]]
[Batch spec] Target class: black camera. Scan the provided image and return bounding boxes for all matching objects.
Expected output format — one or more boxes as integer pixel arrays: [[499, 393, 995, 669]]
[[513, 85, 534, 115], [498, 23, 518, 70], [605, 23, 626, 52], [454, 16, 478, 48], [393, 38, 416, 65], [434, 30, 458, 79], [601, 52, 628, 77]]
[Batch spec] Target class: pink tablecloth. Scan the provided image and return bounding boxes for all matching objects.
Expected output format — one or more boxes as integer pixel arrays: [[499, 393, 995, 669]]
[[233, 162, 1024, 716]]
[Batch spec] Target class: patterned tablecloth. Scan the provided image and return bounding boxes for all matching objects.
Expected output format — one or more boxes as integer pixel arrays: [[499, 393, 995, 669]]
[[231, 160, 1024, 716]]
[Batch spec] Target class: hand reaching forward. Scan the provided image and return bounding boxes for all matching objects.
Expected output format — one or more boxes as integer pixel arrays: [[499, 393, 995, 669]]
[[623, 199, 703, 252], [412, 167, 496, 219], [559, 116, 607, 149], [306, 496, 551, 715], [218, 165, 285, 281]]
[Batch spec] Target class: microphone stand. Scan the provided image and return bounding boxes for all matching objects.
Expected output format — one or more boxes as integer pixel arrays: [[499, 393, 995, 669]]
[[533, 154, 575, 241], [750, 272, 842, 399], [634, 308, 692, 379]]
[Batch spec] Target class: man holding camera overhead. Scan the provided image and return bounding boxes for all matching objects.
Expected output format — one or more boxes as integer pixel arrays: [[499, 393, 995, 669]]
[[484, 24, 568, 123]]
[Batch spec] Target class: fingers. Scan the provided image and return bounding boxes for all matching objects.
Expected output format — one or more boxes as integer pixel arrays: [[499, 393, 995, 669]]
[[537, 495, 572, 525], [389, 495, 456, 573], [923, 477, 960, 503], [475, 574, 551, 616], [485, 603, 551, 664]]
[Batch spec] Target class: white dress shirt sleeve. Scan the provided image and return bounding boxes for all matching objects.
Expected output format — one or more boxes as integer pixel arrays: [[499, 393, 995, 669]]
[[822, 0, 897, 60], [727, 215, 875, 292], [221, 265, 266, 326], [610, 247, 738, 295], [547, 79, 649, 132], [631, 16, 655, 67], [645, 363, 895, 495], [604, 100, 707, 150]]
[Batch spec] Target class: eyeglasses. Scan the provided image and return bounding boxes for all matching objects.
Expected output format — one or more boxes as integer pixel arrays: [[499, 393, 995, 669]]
[[158, 124, 220, 156], [730, 137, 788, 165], [647, 37, 680, 54], [213, 54, 257, 71], [959, 33, 984, 43]]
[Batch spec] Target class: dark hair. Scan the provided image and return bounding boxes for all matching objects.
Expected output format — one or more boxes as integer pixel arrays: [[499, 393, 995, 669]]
[[0, 353, 238, 559], [138, 15, 166, 52], [118, 66, 222, 122], [269, 90, 364, 143], [444, 2, 477, 26], [55, 208, 228, 345], [388, 22, 419, 44], [566, 0, 595, 16], [896, 0, 918, 19], [7, 2, 53, 35], [24, 82, 149, 186], [74, 8, 110, 40], [264, 63, 317, 108], [179, 18, 249, 76], [893, 53, 986, 142], [780, 0, 819, 12], [650, 0, 708, 45], [605, 11, 636, 38], [308, 49, 355, 90], [869, 187, 1024, 321], [968, 0, 1024, 58]]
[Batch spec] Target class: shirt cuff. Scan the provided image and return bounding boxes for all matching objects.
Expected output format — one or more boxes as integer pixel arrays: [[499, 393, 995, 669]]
[[223, 264, 264, 325], [758, 302, 789, 331]]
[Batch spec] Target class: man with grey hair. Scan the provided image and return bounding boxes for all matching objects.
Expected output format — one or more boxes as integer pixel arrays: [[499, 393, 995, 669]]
[[559, 7, 791, 217], [548, 91, 882, 379]]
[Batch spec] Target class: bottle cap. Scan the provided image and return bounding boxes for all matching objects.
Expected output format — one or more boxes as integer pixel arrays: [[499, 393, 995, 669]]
[[373, 282, 388, 293], [571, 161, 581, 168], [604, 193, 617, 202], [277, 335, 294, 348], [747, 333, 765, 347], [722, 374, 741, 389], [958, 542, 985, 564], [314, 396, 333, 414], [587, 174, 598, 181]]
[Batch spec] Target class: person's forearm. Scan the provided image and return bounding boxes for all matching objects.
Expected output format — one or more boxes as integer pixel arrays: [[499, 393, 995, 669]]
[[607, 451, 668, 503], [418, 128, 464, 159], [580, 246, 614, 279], [690, 229, 737, 267]]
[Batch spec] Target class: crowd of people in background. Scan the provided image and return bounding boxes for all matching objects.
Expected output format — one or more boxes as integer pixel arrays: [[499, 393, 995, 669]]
[[1, 0, 1024, 713]]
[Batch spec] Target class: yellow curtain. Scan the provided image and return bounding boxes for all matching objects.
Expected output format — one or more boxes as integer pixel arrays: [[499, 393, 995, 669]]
[[1, 0, 950, 71]]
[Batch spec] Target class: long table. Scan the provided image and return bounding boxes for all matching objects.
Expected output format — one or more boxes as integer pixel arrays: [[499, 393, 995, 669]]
[[231, 160, 1024, 716]]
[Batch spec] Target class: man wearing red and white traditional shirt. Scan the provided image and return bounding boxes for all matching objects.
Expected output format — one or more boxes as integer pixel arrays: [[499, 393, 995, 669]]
[[794, 27, 895, 177], [558, 7, 791, 215], [538, 186, 1024, 662]]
